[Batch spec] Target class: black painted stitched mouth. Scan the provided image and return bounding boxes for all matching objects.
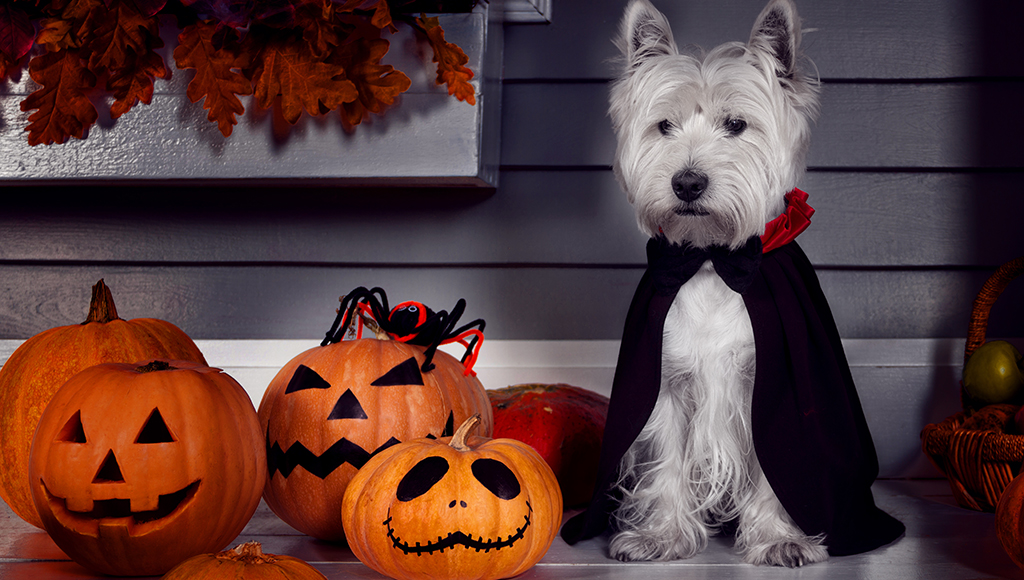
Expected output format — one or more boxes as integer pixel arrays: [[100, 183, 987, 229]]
[[43, 479, 200, 524], [383, 501, 532, 555]]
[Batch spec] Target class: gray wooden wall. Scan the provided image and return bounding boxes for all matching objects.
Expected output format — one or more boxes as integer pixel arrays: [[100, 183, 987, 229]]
[[1, 0, 1022, 346]]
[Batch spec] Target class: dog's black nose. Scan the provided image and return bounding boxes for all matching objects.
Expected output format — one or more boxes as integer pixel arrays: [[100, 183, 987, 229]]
[[672, 170, 708, 202]]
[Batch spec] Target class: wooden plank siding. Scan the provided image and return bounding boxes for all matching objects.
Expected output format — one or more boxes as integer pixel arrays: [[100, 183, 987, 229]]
[[0, 0, 1022, 484]]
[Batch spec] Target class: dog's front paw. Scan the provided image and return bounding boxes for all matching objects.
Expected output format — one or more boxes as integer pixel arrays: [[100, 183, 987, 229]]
[[609, 529, 703, 562], [744, 538, 828, 567]]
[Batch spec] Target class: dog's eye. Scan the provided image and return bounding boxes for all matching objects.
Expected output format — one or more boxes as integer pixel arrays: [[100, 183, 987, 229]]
[[657, 120, 673, 136], [723, 117, 747, 136]]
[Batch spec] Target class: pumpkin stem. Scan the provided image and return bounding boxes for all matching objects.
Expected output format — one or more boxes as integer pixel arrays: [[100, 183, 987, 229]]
[[217, 541, 278, 564], [83, 279, 121, 324], [358, 309, 391, 341], [136, 360, 174, 373], [450, 414, 481, 451]]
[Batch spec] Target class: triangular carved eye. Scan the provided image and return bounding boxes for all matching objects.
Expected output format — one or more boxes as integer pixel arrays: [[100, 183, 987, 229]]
[[57, 411, 87, 443], [94, 450, 125, 483], [285, 365, 332, 393], [328, 389, 368, 420], [136, 409, 175, 443], [371, 357, 424, 387]]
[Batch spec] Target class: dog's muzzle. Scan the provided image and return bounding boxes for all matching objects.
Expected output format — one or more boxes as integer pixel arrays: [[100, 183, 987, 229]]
[[672, 170, 711, 216]]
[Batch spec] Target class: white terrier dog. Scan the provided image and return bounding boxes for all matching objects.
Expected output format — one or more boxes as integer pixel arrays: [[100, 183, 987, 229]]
[[561, 0, 903, 568], [609, 0, 823, 567]]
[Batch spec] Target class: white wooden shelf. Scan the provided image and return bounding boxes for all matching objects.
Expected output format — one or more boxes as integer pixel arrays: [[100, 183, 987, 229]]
[[0, 2, 506, 188]]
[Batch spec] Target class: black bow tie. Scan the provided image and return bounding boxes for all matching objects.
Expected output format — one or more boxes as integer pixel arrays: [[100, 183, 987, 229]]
[[646, 235, 763, 295]]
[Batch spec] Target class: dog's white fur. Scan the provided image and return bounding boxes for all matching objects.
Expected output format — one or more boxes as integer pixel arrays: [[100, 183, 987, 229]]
[[607, 0, 827, 567]]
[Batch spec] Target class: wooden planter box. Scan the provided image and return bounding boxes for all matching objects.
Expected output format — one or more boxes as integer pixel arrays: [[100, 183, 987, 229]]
[[0, 1, 508, 188]]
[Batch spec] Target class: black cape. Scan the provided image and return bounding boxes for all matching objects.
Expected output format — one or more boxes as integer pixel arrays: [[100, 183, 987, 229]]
[[560, 238, 904, 557]]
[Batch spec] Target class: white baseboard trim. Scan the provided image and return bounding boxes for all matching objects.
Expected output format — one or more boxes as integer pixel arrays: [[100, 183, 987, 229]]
[[0, 338, 965, 404]]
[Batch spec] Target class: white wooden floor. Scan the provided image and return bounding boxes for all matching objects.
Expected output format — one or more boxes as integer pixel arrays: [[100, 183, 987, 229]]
[[1, 479, 1022, 579]]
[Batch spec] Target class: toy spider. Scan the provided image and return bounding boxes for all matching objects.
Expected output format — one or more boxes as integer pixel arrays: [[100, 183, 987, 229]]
[[322, 286, 486, 375]]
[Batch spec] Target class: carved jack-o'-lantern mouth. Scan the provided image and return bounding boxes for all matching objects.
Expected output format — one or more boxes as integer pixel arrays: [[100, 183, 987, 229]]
[[40, 479, 200, 531], [265, 360, 457, 479], [383, 502, 532, 555]]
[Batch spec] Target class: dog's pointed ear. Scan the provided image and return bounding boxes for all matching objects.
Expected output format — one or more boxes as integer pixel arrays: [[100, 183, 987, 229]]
[[618, 0, 678, 68], [749, 0, 800, 79]]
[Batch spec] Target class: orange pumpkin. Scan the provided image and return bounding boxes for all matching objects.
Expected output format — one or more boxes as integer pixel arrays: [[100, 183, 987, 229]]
[[342, 414, 562, 580], [258, 337, 493, 542], [997, 472, 1024, 568], [29, 360, 265, 576], [0, 280, 206, 528], [162, 541, 327, 580]]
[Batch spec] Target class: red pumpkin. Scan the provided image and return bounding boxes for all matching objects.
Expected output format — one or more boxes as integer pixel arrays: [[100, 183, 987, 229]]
[[0, 280, 206, 528], [29, 360, 265, 576], [162, 542, 327, 580], [258, 337, 493, 541], [997, 472, 1024, 568], [488, 383, 608, 506], [342, 414, 562, 580]]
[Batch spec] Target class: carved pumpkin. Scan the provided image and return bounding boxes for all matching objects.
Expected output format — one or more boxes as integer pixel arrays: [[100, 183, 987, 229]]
[[342, 414, 562, 580], [29, 360, 265, 576], [488, 383, 609, 507], [162, 542, 327, 580], [0, 280, 206, 528], [258, 337, 493, 542]]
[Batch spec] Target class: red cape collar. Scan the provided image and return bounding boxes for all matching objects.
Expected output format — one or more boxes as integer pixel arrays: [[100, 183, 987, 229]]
[[761, 188, 814, 253]]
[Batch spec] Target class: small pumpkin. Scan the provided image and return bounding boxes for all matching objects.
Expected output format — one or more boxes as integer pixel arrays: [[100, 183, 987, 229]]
[[342, 414, 562, 580], [997, 472, 1024, 569], [488, 383, 608, 507], [29, 360, 265, 576], [162, 541, 327, 580], [258, 334, 493, 541], [0, 280, 206, 528]]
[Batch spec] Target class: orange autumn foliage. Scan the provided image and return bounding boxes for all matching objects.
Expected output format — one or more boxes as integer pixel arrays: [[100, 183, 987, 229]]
[[20, 49, 98, 146], [4, 0, 476, 144], [249, 37, 359, 125], [17, 0, 167, 145], [417, 14, 475, 105]]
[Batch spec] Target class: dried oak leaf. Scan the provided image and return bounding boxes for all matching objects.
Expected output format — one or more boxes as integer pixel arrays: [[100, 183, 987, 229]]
[[294, 1, 342, 59], [52, 0, 104, 36], [38, 18, 79, 52], [332, 37, 410, 129], [108, 46, 170, 119], [174, 20, 252, 137], [0, 4, 35, 78], [416, 15, 474, 105], [81, 0, 162, 74], [20, 49, 98, 145], [249, 38, 357, 124]]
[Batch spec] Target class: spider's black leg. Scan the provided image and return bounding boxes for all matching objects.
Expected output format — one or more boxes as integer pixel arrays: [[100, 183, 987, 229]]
[[364, 287, 393, 333], [418, 309, 452, 373]]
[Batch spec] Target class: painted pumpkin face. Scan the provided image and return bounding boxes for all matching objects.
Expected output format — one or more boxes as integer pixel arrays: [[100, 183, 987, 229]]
[[29, 360, 265, 577], [342, 416, 562, 580], [258, 338, 493, 541]]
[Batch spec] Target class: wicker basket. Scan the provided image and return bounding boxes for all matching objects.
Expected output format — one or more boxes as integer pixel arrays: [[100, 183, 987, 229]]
[[921, 256, 1024, 512]]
